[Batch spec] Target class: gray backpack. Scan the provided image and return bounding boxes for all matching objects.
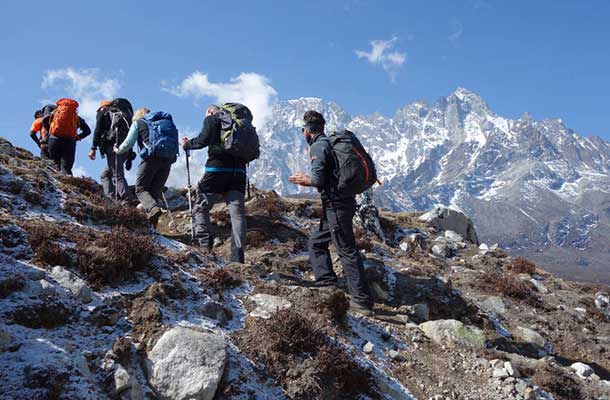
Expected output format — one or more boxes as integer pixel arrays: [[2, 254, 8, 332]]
[[216, 103, 260, 162]]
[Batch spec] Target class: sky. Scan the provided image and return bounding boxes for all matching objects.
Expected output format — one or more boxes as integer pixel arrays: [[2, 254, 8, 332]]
[[1, 0, 609, 183]]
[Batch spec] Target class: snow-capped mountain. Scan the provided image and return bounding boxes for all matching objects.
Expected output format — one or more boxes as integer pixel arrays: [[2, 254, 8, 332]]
[[250, 89, 610, 284]]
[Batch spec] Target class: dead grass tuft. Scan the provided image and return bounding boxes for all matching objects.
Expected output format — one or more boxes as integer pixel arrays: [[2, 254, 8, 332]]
[[478, 271, 542, 307], [247, 192, 290, 219], [314, 290, 350, 325], [235, 308, 379, 400], [64, 196, 148, 228], [508, 257, 537, 275], [76, 227, 157, 288], [196, 267, 243, 295], [532, 364, 584, 400]]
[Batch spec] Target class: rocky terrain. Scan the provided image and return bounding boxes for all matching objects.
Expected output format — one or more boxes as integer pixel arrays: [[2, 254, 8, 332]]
[[249, 90, 610, 285], [1, 136, 610, 400]]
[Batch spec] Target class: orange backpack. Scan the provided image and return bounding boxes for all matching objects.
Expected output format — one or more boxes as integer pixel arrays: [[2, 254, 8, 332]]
[[50, 98, 80, 139]]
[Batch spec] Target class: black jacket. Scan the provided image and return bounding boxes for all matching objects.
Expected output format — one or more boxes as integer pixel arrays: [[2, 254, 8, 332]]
[[92, 108, 111, 151], [183, 114, 246, 193], [308, 132, 348, 200]]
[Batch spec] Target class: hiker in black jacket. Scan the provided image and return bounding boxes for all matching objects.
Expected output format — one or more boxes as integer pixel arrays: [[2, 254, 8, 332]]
[[289, 110, 374, 316], [182, 105, 247, 263], [90, 100, 133, 200]]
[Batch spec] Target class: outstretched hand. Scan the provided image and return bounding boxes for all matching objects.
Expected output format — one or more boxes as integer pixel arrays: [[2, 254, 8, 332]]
[[88, 149, 96, 160], [289, 172, 312, 187], [181, 137, 189, 151]]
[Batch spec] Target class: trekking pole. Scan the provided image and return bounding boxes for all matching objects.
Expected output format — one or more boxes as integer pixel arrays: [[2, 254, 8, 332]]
[[161, 191, 176, 229], [115, 135, 119, 201], [185, 149, 195, 241]]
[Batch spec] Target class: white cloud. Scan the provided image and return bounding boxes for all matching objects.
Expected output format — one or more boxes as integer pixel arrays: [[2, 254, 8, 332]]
[[355, 37, 406, 80], [448, 19, 463, 44], [41, 68, 120, 125], [166, 72, 278, 133]]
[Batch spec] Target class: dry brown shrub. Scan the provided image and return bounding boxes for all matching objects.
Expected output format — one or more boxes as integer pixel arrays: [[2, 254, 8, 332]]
[[314, 290, 350, 325], [196, 267, 243, 294], [247, 230, 271, 248], [509, 257, 536, 275], [76, 227, 157, 287], [248, 192, 290, 219], [236, 309, 379, 400], [64, 197, 148, 228], [56, 175, 103, 196], [478, 272, 542, 307], [532, 364, 584, 400]]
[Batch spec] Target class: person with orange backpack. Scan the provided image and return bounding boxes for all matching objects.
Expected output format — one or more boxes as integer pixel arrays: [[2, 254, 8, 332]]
[[43, 98, 91, 175]]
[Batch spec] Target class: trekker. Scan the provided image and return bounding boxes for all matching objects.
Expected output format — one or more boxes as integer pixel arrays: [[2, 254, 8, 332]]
[[115, 108, 179, 227], [289, 110, 374, 316], [29, 104, 56, 159], [90, 98, 134, 200], [44, 98, 91, 175], [182, 104, 259, 263]]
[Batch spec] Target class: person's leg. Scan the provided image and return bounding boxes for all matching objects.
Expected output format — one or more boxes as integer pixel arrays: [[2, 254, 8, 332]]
[[60, 138, 76, 175], [193, 176, 222, 249], [47, 137, 62, 171], [327, 198, 372, 307], [224, 190, 246, 263], [308, 201, 338, 284], [115, 150, 129, 200], [149, 159, 172, 206], [100, 146, 114, 198], [135, 159, 161, 218]]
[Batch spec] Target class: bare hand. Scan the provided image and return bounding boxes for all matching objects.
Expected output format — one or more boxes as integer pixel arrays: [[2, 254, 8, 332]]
[[88, 149, 96, 160], [289, 172, 312, 187], [181, 137, 189, 150]]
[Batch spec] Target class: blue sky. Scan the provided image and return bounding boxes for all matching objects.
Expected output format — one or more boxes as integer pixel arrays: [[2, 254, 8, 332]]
[[1, 0, 609, 180]]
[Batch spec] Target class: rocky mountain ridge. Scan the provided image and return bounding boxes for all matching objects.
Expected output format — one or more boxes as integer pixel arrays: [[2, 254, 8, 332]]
[[250, 89, 610, 284], [1, 137, 609, 400]]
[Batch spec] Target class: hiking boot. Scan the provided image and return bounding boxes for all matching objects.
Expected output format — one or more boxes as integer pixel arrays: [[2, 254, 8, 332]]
[[149, 208, 163, 229], [310, 279, 339, 288], [349, 301, 374, 317]]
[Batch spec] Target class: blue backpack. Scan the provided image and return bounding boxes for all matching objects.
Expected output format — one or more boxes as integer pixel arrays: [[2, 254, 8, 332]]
[[139, 112, 179, 162]]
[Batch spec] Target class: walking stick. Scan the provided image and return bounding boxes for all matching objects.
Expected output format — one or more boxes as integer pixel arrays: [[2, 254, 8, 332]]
[[185, 149, 195, 241], [115, 134, 119, 201], [161, 191, 176, 229]]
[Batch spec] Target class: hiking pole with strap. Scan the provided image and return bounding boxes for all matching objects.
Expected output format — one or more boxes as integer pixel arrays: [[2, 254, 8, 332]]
[[115, 136, 119, 201], [185, 149, 195, 241]]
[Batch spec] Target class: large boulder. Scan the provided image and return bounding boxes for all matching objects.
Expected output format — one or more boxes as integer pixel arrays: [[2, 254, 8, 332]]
[[418, 207, 479, 245], [419, 319, 486, 348], [146, 326, 226, 400]]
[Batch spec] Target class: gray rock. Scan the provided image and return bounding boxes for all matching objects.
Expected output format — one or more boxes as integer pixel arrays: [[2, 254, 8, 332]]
[[419, 206, 479, 245], [50, 266, 92, 303], [114, 366, 131, 394], [570, 362, 594, 379], [389, 350, 400, 359], [249, 293, 292, 319], [414, 303, 430, 321], [595, 291, 610, 320], [24, 279, 56, 297], [431, 243, 455, 258], [493, 367, 509, 378], [0, 328, 11, 351], [146, 327, 226, 400], [444, 230, 463, 242], [504, 361, 519, 377], [513, 327, 547, 349], [199, 301, 231, 325], [530, 279, 549, 294], [419, 319, 486, 348], [363, 341, 375, 353], [480, 296, 507, 315]]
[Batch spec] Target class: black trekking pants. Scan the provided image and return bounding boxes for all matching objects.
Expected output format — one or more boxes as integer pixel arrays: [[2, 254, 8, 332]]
[[135, 157, 172, 218], [308, 197, 373, 307], [47, 136, 76, 175]]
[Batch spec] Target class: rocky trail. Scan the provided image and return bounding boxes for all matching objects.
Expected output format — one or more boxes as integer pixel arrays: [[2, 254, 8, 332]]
[[1, 136, 609, 400]]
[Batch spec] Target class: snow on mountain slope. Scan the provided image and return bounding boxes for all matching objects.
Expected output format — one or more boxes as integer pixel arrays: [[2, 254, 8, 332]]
[[250, 88, 610, 283]]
